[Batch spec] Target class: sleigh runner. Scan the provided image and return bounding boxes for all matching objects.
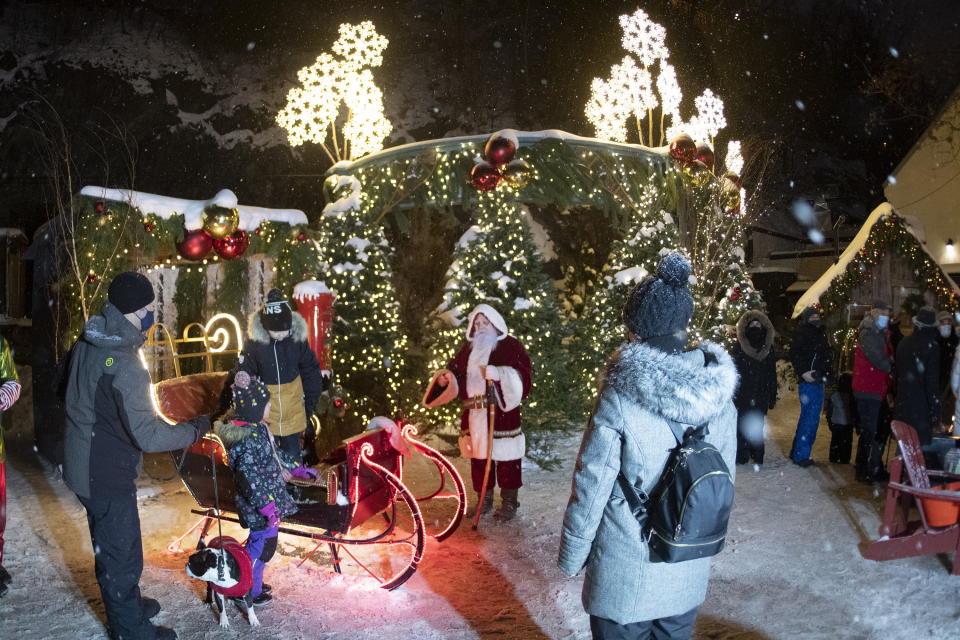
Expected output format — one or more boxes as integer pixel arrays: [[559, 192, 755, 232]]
[[141, 314, 466, 590]]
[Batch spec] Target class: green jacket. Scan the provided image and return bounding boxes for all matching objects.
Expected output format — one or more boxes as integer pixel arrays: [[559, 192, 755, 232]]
[[0, 336, 19, 464], [63, 303, 204, 498]]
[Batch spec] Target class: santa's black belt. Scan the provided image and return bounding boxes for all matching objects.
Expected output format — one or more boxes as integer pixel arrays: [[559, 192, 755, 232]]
[[464, 426, 524, 438]]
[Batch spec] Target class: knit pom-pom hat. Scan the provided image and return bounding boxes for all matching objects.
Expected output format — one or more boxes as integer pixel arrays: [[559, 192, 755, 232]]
[[260, 288, 293, 331], [231, 370, 270, 423], [623, 251, 694, 341]]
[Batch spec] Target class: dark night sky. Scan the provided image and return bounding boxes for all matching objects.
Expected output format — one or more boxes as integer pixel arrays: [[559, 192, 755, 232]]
[[3, 0, 960, 229]]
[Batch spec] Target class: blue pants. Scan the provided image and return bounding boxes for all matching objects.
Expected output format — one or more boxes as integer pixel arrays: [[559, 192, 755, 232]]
[[791, 382, 824, 463], [245, 527, 278, 598]]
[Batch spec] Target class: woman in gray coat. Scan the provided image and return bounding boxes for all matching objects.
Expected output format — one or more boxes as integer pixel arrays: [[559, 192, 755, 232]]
[[559, 252, 738, 639]]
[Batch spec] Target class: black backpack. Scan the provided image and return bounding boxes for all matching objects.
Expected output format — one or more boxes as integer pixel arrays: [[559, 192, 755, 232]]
[[618, 419, 734, 563]]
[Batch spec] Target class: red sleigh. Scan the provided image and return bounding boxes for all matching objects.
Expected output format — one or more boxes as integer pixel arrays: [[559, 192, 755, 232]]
[[141, 315, 466, 590], [862, 420, 960, 575]]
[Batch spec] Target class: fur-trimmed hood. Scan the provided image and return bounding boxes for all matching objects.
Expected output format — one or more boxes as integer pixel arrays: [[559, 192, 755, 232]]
[[736, 310, 775, 361], [247, 309, 308, 343], [604, 341, 739, 425], [214, 419, 256, 449], [466, 304, 508, 340]]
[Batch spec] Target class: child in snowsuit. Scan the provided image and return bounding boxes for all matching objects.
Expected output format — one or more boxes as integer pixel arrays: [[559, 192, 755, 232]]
[[214, 371, 317, 605], [827, 372, 855, 464]]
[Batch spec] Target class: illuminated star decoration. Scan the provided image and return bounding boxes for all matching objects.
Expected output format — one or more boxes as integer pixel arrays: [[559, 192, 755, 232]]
[[276, 21, 393, 161]]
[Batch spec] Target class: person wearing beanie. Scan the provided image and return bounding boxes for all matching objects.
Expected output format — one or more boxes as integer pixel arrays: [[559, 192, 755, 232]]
[[422, 303, 531, 521], [787, 306, 834, 467], [730, 310, 778, 466], [238, 288, 324, 468], [559, 251, 737, 636], [214, 371, 311, 606], [894, 307, 941, 446], [63, 271, 210, 640], [851, 300, 894, 482]]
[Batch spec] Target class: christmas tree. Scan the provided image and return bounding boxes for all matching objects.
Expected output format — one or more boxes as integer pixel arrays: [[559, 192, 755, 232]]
[[424, 191, 583, 468], [305, 175, 408, 430], [574, 173, 679, 387]]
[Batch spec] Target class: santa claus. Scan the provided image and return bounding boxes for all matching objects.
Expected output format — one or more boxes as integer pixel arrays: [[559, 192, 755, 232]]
[[423, 304, 531, 520]]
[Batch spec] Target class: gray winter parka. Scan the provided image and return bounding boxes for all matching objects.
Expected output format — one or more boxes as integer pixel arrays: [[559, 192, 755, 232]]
[[558, 341, 738, 624], [64, 303, 204, 499]]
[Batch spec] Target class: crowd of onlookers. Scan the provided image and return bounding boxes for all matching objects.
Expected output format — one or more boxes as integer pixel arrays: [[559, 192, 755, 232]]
[[731, 300, 960, 481]]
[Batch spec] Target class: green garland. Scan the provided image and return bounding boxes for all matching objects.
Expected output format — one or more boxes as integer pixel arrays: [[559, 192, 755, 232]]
[[817, 213, 960, 316]]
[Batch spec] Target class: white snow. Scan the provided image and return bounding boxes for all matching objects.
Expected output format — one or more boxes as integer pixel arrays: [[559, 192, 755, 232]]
[[345, 237, 373, 262], [513, 298, 535, 311], [613, 266, 649, 285], [456, 226, 481, 249], [4, 377, 960, 639], [292, 280, 333, 301], [78, 186, 308, 231], [792, 202, 960, 317]]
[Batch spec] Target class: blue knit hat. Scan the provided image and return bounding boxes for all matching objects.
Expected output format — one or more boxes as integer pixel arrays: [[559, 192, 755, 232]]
[[623, 252, 694, 340], [231, 371, 270, 423]]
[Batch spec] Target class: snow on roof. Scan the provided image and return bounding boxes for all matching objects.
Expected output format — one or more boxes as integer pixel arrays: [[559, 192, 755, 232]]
[[791, 202, 960, 317], [78, 186, 308, 231]]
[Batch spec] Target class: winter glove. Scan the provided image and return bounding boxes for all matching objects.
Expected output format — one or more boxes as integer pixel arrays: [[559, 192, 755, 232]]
[[190, 415, 212, 442], [289, 465, 319, 480], [258, 501, 280, 528]]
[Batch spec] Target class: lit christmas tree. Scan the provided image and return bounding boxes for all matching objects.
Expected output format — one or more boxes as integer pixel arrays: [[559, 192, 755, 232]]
[[424, 192, 583, 468], [299, 175, 408, 429], [574, 173, 679, 386]]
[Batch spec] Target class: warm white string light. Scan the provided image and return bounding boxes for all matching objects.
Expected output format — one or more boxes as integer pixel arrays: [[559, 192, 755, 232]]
[[276, 21, 393, 161]]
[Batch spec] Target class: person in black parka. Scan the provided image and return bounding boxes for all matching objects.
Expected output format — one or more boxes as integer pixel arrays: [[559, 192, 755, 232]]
[[894, 307, 941, 446], [731, 310, 778, 465], [788, 307, 834, 466]]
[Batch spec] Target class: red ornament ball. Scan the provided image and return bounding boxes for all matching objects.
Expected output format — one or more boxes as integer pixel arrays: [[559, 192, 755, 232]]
[[213, 229, 249, 260], [296, 232, 308, 243], [177, 229, 213, 260], [254, 227, 262, 236], [484, 133, 517, 167], [668, 134, 697, 165], [695, 143, 715, 170], [144, 222, 155, 233], [469, 161, 502, 192], [86, 273, 99, 284], [730, 286, 742, 301], [95, 201, 105, 213]]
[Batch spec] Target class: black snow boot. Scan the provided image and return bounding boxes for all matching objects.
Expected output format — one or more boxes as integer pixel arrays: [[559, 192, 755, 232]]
[[494, 489, 519, 521], [470, 492, 494, 518]]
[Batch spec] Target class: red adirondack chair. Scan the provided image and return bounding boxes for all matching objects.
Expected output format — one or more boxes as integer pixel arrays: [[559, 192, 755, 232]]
[[862, 420, 960, 575]]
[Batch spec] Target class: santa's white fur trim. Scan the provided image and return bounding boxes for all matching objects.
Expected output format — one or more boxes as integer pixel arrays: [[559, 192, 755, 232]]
[[494, 366, 523, 412], [466, 304, 508, 340], [492, 433, 525, 460], [467, 410, 526, 461], [421, 369, 459, 408]]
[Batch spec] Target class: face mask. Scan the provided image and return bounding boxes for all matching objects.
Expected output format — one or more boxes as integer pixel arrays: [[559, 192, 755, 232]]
[[809, 318, 822, 328], [139, 309, 154, 332], [940, 325, 953, 338], [876, 315, 889, 330]]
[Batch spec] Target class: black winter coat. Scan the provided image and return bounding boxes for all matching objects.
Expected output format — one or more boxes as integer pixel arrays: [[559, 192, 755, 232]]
[[732, 310, 778, 413], [894, 326, 941, 445], [239, 312, 325, 417], [789, 322, 833, 384]]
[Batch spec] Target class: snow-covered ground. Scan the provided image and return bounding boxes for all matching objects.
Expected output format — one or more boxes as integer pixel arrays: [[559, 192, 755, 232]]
[[3, 389, 959, 639]]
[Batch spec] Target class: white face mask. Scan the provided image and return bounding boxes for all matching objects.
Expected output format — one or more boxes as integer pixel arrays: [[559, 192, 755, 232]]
[[940, 324, 953, 338], [875, 315, 889, 329]]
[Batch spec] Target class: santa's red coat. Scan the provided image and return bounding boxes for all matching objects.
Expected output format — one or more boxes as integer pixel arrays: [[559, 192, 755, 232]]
[[446, 335, 532, 434]]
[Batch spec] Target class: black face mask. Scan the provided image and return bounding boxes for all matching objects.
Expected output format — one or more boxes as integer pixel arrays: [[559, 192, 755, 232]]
[[808, 318, 822, 328], [745, 325, 766, 349]]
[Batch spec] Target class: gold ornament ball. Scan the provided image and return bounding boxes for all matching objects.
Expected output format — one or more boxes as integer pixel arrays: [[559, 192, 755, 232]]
[[503, 159, 532, 189], [202, 206, 240, 239]]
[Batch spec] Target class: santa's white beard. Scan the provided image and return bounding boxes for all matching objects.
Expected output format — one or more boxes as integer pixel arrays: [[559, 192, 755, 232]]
[[467, 329, 498, 396]]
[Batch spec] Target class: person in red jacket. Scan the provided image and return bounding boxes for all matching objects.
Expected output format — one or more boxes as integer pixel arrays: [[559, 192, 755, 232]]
[[852, 300, 893, 483]]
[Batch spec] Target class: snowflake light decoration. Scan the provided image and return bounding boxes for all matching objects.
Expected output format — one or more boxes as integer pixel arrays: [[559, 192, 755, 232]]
[[726, 140, 744, 175], [585, 77, 631, 142], [619, 9, 669, 67], [276, 21, 393, 161], [611, 56, 658, 114], [694, 88, 727, 140], [656, 61, 682, 119], [666, 116, 709, 145]]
